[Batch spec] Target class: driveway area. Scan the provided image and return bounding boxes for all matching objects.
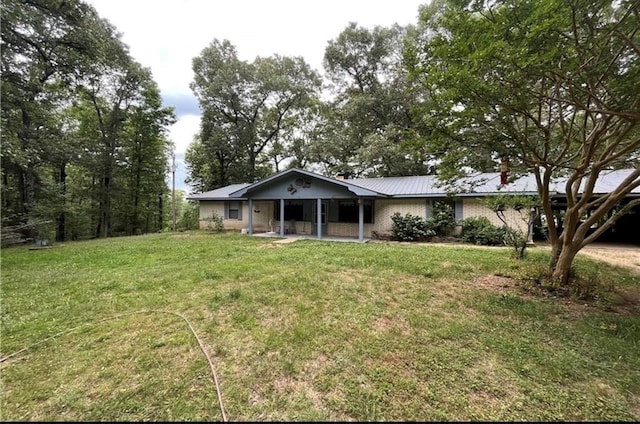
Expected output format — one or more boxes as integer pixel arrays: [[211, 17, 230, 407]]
[[579, 243, 640, 275]]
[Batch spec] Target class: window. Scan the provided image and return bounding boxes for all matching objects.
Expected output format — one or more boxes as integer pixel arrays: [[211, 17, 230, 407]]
[[226, 201, 242, 220], [273, 200, 305, 221], [329, 199, 374, 223]]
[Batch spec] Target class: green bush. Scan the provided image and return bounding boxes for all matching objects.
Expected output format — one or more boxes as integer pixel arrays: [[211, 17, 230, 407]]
[[391, 212, 435, 242], [203, 212, 224, 233], [428, 201, 457, 236], [460, 216, 506, 246]]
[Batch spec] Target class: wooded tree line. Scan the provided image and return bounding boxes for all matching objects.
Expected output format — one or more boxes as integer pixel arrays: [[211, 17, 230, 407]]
[[1, 0, 175, 244]]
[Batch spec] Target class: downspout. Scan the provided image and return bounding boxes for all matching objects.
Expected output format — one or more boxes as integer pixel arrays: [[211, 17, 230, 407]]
[[317, 198, 322, 239]]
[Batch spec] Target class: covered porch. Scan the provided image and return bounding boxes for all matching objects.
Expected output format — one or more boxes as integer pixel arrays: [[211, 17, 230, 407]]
[[229, 169, 384, 243]]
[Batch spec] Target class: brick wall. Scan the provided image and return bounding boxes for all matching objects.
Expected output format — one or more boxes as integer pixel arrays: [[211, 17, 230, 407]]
[[198, 201, 273, 232], [462, 198, 529, 232]]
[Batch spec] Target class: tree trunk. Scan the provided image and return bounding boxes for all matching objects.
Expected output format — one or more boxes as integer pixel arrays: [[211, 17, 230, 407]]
[[550, 242, 580, 286]]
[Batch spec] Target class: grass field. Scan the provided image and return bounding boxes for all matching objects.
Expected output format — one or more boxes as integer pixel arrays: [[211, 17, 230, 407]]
[[1, 231, 639, 421]]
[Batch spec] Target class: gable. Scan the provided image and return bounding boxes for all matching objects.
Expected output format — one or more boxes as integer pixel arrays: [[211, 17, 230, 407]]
[[230, 169, 383, 199]]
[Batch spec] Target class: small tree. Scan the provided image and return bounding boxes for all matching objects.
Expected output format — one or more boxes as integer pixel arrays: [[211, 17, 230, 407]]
[[483, 195, 540, 259], [177, 201, 200, 231]]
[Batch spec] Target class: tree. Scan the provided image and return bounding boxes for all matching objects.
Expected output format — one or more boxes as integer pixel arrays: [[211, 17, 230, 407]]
[[322, 22, 433, 177], [1, 0, 117, 226], [1, 0, 175, 241], [409, 0, 640, 286], [189, 39, 322, 188]]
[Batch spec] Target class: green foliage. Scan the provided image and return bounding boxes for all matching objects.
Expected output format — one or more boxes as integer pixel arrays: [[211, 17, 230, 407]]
[[177, 201, 200, 231], [428, 200, 457, 236], [409, 0, 640, 283], [189, 39, 321, 188], [391, 212, 435, 241], [203, 212, 224, 233], [460, 216, 506, 246], [502, 227, 529, 260], [321, 22, 432, 177], [0, 0, 175, 242]]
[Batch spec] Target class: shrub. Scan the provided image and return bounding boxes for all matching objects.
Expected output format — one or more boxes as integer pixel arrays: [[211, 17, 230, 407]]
[[427, 201, 457, 237], [391, 212, 435, 242], [460, 216, 506, 246], [203, 212, 224, 233]]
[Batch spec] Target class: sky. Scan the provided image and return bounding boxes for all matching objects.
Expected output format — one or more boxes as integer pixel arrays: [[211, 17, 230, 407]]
[[84, 0, 429, 190]]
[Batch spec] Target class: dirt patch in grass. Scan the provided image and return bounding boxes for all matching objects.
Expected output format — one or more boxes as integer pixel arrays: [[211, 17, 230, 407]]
[[472, 274, 640, 316]]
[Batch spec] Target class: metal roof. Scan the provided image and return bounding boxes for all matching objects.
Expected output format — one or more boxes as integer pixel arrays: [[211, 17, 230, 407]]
[[577, 169, 640, 195], [186, 183, 250, 200], [347, 173, 545, 197], [229, 168, 386, 198], [186, 168, 638, 200]]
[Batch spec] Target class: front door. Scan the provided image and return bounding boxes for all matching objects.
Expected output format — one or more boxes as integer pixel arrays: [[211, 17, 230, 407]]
[[313, 200, 328, 236]]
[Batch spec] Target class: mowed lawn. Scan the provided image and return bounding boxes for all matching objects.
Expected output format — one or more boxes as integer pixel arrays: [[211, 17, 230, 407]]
[[1, 231, 639, 421]]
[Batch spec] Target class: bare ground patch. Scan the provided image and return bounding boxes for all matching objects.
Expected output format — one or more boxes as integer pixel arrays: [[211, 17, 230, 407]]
[[579, 245, 640, 276], [472, 273, 640, 316]]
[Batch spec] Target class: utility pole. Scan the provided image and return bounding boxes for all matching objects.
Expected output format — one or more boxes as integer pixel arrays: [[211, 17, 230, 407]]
[[172, 151, 177, 232]]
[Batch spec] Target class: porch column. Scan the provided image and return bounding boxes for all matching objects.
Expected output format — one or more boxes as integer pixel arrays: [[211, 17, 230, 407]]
[[317, 198, 322, 239], [358, 198, 364, 242], [248, 198, 254, 235], [280, 199, 285, 237]]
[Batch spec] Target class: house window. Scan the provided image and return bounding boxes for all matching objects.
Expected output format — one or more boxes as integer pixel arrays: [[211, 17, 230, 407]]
[[273, 200, 305, 221], [329, 199, 374, 223], [227, 201, 242, 220]]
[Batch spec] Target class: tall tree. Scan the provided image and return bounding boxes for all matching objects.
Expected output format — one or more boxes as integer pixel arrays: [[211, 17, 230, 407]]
[[322, 22, 432, 177], [409, 0, 640, 285], [189, 39, 321, 188]]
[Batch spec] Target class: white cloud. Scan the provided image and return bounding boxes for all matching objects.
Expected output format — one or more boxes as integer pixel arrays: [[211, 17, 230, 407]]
[[168, 114, 200, 153]]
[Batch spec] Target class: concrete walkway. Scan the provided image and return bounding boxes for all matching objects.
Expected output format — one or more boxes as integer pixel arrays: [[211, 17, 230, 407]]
[[252, 232, 370, 244]]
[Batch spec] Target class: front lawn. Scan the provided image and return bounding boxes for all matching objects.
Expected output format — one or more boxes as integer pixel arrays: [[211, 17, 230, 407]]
[[1, 232, 638, 421]]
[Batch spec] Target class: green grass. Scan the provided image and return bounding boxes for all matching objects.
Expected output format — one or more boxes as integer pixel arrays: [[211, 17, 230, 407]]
[[1, 231, 639, 421]]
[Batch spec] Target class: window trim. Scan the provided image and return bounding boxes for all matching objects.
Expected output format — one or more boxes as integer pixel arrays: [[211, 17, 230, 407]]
[[226, 201, 242, 220]]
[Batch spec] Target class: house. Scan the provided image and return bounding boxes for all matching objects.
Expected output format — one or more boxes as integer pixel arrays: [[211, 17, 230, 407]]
[[186, 168, 640, 243]]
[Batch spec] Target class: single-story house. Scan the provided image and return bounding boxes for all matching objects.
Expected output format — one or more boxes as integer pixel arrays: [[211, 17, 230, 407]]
[[186, 168, 639, 243]]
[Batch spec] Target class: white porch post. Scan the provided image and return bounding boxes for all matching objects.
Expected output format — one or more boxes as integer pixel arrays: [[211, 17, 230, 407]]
[[248, 198, 253, 235], [317, 198, 322, 239], [358, 198, 364, 242], [280, 199, 285, 237]]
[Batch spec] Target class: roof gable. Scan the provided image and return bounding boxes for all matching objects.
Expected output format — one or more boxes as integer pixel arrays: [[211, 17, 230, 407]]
[[229, 168, 385, 198]]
